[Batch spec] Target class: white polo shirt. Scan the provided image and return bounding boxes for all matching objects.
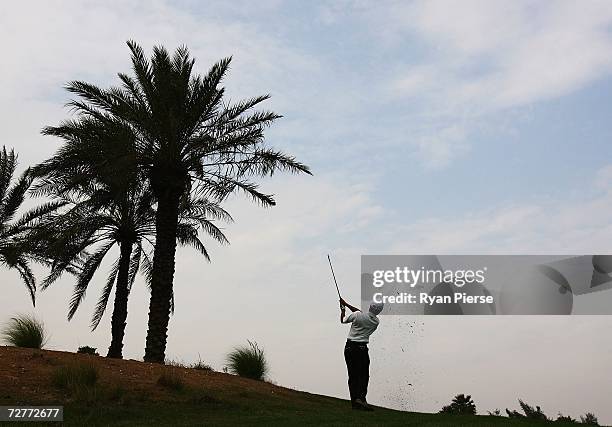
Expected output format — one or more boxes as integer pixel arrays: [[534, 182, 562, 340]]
[[342, 311, 380, 343]]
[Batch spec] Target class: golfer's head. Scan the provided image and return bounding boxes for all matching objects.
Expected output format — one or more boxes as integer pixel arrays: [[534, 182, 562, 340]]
[[369, 301, 384, 315]]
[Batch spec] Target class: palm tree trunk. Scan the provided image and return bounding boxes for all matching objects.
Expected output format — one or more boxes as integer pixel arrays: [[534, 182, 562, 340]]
[[144, 191, 180, 363], [107, 241, 133, 358]]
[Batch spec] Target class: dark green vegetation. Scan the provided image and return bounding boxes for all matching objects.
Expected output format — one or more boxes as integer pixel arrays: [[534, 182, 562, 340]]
[[77, 345, 99, 355], [227, 340, 268, 381], [440, 394, 600, 425], [1, 314, 47, 348], [43, 402, 594, 427], [503, 399, 599, 425], [439, 393, 476, 415]]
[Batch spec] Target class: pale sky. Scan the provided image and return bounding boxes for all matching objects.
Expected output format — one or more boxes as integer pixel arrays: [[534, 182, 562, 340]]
[[1, 0, 612, 423]]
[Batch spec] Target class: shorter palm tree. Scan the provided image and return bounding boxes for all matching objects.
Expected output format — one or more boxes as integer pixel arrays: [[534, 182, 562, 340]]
[[34, 177, 230, 358], [0, 146, 64, 304]]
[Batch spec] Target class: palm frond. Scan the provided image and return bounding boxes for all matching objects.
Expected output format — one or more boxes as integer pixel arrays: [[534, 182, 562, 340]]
[[68, 241, 115, 320], [90, 258, 120, 330], [11, 200, 66, 232], [14, 258, 36, 305], [176, 224, 210, 261], [127, 243, 142, 291], [0, 146, 17, 202], [0, 168, 33, 224]]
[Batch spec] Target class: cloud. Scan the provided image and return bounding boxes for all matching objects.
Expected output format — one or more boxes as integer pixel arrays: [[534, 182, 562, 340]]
[[373, 0, 612, 166], [388, 0, 612, 109], [414, 124, 469, 169], [387, 165, 612, 253]]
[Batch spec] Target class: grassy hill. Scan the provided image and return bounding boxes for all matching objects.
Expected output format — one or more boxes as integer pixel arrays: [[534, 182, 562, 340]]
[[0, 346, 588, 426]]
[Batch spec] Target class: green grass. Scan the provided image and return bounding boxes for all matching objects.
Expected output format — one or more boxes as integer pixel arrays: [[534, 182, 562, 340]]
[[51, 362, 99, 401], [227, 340, 268, 380], [6, 382, 588, 427], [31, 395, 588, 427], [1, 314, 47, 348]]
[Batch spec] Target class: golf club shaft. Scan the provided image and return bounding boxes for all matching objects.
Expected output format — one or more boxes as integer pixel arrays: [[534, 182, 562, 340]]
[[327, 254, 342, 299]]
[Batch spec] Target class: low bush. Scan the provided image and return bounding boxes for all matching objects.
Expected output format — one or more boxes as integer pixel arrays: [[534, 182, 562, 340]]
[[191, 355, 214, 371], [77, 346, 99, 355], [1, 314, 47, 348], [226, 340, 268, 381], [580, 413, 599, 425], [164, 358, 186, 368], [506, 399, 548, 420], [439, 394, 476, 415], [556, 413, 577, 423]]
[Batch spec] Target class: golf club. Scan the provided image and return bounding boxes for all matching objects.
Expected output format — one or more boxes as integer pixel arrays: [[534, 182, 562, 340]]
[[327, 254, 343, 309]]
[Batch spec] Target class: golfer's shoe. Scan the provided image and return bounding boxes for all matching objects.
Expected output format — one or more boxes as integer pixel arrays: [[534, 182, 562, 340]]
[[354, 399, 373, 411]]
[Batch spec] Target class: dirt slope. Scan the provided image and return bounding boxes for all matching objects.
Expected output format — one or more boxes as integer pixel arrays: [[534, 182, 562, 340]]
[[0, 346, 304, 405]]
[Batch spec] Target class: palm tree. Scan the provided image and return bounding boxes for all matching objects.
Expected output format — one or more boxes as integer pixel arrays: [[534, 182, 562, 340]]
[[0, 146, 63, 304], [35, 120, 231, 359], [53, 41, 311, 362]]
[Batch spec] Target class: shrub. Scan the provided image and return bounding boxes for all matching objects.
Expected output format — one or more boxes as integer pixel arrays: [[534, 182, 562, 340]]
[[556, 413, 577, 423], [191, 361, 214, 371], [506, 409, 523, 418], [487, 409, 501, 416], [52, 363, 98, 393], [506, 399, 548, 421], [164, 358, 187, 368], [77, 346, 99, 355], [439, 394, 476, 415], [191, 355, 214, 371], [1, 314, 47, 348], [157, 369, 184, 391], [226, 340, 268, 381], [520, 400, 548, 420], [580, 413, 599, 425]]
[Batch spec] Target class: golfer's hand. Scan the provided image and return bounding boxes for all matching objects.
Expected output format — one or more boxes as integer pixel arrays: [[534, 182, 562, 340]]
[[339, 297, 347, 307]]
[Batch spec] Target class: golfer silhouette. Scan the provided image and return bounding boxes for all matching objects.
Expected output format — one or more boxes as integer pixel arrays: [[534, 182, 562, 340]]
[[339, 297, 383, 411]]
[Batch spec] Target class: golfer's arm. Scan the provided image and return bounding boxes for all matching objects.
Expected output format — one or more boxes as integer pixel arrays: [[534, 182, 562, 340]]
[[340, 311, 351, 323], [344, 301, 360, 313]]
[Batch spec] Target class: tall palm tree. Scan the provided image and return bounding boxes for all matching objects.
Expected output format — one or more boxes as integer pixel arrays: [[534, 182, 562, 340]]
[[35, 120, 231, 359], [52, 41, 311, 362], [0, 146, 63, 304]]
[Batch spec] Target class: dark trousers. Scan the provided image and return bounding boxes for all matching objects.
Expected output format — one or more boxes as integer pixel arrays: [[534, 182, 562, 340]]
[[344, 340, 370, 403]]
